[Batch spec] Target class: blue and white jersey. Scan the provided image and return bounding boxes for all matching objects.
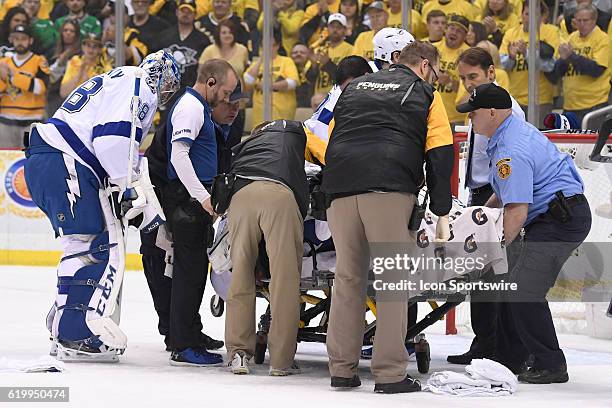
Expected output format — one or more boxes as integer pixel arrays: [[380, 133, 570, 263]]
[[166, 87, 217, 184], [36, 66, 157, 185], [304, 84, 342, 142]]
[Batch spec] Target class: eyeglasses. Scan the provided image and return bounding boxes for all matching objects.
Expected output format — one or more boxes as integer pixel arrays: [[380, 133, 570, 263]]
[[421, 56, 439, 85]]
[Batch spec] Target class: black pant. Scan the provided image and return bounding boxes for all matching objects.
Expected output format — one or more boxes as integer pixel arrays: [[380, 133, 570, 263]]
[[496, 201, 592, 370], [141, 229, 172, 343], [160, 181, 214, 350], [467, 183, 497, 356]]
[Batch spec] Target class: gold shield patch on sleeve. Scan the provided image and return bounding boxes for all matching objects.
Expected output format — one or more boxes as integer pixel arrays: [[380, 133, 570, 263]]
[[497, 163, 512, 179]]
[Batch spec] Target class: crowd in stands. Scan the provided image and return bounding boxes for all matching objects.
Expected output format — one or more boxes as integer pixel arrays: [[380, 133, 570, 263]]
[[0, 0, 610, 148]]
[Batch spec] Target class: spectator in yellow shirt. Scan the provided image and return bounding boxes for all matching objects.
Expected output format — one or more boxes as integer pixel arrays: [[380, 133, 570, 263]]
[[244, 29, 299, 126], [421, 0, 479, 28], [482, 0, 520, 47], [549, 4, 610, 129], [300, 0, 341, 47], [421, 9, 446, 44], [434, 14, 470, 126], [0, 24, 49, 148], [340, 0, 369, 45], [308, 13, 353, 95], [386, 0, 427, 39], [500, 0, 559, 126], [60, 33, 112, 99], [200, 19, 250, 78], [257, 0, 304, 56], [353, 1, 388, 61]]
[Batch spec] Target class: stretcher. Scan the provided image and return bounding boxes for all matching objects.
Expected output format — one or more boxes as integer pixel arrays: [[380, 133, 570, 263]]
[[208, 173, 507, 374]]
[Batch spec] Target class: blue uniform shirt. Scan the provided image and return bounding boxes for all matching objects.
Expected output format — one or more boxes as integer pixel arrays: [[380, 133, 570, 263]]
[[486, 114, 584, 224], [167, 87, 217, 183]]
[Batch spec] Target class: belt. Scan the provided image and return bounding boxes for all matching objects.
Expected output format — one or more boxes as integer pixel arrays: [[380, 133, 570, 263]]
[[563, 193, 587, 207], [470, 183, 493, 195]]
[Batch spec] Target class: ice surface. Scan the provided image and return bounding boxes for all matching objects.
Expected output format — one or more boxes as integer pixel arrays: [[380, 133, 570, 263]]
[[1, 266, 611, 408]]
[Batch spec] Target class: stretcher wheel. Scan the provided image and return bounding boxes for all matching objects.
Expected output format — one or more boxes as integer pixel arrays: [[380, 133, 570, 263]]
[[415, 338, 431, 374], [254, 332, 268, 364], [210, 295, 224, 317]]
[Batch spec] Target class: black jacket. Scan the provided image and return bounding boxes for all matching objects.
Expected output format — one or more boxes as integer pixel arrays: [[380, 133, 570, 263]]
[[322, 64, 454, 216], [231, 120, 309, 218]]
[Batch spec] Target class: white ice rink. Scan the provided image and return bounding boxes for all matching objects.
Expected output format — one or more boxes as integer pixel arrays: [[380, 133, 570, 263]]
[[1, 265, 611, 407]]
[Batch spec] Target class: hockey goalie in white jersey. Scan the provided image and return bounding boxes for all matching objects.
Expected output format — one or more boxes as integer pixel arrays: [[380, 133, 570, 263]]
[[23, 51, 181, 362]]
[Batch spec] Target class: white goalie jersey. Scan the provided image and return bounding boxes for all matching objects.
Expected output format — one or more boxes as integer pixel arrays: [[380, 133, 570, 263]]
[[36, 66, 158, 185]]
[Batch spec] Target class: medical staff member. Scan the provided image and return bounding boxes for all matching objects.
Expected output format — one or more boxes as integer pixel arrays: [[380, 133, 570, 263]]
[[322, 41, 454, 394], [457, 83, 592, 384]]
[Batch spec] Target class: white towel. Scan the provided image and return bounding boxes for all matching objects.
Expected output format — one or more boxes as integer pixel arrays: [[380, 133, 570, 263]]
[[0, 356, 66, 373], [424, 359, 517, 397]]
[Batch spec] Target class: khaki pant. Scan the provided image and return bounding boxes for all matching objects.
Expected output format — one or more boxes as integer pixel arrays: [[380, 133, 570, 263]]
[[225, 181, 303, 368], [326, 192, 416, 384]]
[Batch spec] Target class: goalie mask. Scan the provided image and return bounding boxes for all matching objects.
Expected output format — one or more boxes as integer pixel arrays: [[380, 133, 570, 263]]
[[373, 27, 415, 63], [140, 50, 181, 107]]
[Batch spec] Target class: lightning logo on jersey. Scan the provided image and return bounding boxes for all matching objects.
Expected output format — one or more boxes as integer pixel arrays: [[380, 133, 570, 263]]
[[63, 155, 81, 218]]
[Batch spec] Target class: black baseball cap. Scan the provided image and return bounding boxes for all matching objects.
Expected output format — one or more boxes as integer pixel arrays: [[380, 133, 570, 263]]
[[229, 81, 249, 102], [11, 24, 31, 37], [456, 83, 512, 113]]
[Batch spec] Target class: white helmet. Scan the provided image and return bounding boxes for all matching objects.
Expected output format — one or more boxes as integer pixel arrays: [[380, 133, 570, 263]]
[[373, 27, 415, 63], [139, 50, 181, 107]]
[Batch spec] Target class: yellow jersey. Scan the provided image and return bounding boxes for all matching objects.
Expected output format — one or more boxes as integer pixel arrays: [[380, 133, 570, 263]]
[[562, 26, 611, 110], [473, 0, 522, 18], [491, 13, 520, 35], [353, 30, 375, 61], [387, 8, 427, 40], [314, 41, 353, 95], [434, 40, 470, 124], [258, 7, 304, 56], [61, 54, 113, 88], [248, 55, 300, 126], [300, 0, 341, 46], [0, 0, 54, 20], [0, 53, 50, 121], [500, 24, 560, 105], [421, 0, 479, 26]]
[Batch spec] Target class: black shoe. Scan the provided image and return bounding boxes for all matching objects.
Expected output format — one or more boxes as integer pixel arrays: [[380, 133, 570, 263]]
[[199, 333, 224, 350], [447, 351, 474, 365], [374, 375, 421, 394], [518, 366, 569, 384], [331, 375, 361, 389]]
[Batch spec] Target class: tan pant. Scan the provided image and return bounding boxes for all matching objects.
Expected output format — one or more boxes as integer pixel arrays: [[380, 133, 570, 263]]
[[326, 192, 416, 384], [225, 181, 303, 368]]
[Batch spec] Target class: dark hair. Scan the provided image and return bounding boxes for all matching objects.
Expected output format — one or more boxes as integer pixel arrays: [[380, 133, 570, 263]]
[[54, 18, 81, 60], [484, 0, 512, 20], [214, 19, 237, 47], [1, 7, 29, 43], [426, 9, 446, 23], [457, 47, 494, 72], [340, 0, 360, 22], [398, 40, 440, 67], [197, 58, 236, 85], [522, 0, 549, 16], [468, 22, 488, 46], [335, 55, 372, 86]]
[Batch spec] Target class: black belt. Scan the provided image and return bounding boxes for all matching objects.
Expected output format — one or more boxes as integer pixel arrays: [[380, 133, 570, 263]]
[[563, 193, 587, 207], [470, 183, 493, 195]]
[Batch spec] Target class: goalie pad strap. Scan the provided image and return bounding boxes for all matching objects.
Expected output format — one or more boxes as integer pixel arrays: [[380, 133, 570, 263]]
[[60, 243, 117, 262]]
